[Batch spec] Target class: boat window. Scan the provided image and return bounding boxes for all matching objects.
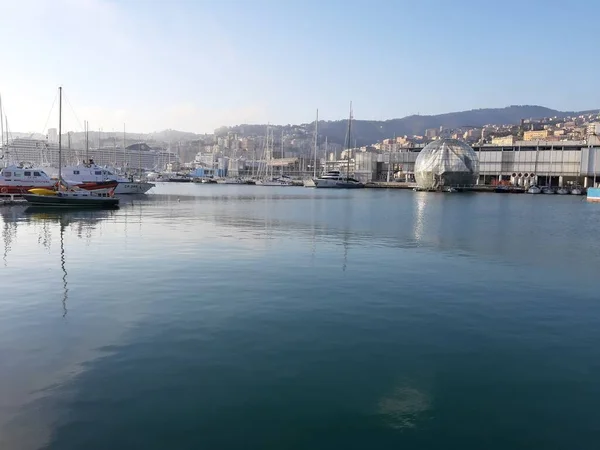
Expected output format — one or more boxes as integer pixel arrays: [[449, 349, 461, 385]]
[[34, 172, 41, 176], [3, 171, 11, 177], [24, 171, 31, 176], [95, 171, 102, 175], [73, 170, 80, 175]]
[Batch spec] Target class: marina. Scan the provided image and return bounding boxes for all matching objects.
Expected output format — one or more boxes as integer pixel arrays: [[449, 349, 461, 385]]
[[2, 184, 600, 450]]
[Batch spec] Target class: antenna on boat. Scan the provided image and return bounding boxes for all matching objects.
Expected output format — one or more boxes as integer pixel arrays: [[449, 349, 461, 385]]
[[58, 86, 62, 182], [0, 93, 4, 160]]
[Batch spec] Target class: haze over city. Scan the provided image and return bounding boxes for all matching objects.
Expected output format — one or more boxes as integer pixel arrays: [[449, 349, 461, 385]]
[[2, 0, 599, 134]]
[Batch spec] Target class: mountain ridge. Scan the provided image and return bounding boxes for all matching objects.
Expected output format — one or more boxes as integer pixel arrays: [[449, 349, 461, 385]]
[[8, 105, 599, 147], [222, 105, 600, 146]]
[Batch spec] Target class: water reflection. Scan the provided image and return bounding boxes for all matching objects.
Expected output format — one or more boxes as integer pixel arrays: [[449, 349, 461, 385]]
[[59, 218, 69, 318]]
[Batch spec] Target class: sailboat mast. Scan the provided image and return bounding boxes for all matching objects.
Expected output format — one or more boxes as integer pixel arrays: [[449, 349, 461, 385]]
[[313, 109, 318, 178], [85, 120, 89, 161], [123, 124, 126, 171], [58, 86, 62, 180], [346, 101, 352, 180], [0, 94, 4, 155]]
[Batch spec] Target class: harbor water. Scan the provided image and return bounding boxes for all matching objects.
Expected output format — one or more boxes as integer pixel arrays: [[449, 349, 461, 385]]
[[1, 184, 600, 449]]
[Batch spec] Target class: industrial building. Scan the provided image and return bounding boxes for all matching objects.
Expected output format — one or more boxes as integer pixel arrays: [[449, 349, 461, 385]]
[[335, 139, 600, 188]]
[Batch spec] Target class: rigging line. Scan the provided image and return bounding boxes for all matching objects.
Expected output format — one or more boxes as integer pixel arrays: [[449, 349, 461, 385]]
[[39, 90, 58, 137], [62, 91, 84, 131]]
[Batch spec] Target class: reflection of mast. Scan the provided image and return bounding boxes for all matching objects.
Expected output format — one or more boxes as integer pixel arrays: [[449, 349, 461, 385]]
[[60, 218, 69, 318], [342, 231, 349, 272], [2, 220, 15, 266]]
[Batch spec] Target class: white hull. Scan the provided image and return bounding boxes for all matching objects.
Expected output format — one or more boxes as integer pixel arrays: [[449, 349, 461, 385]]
[[216, 178, 244, 184], [114, 182, 155, 194], [528, 186, 542, 194], [303, 178, 317, 187], [256, 180, 294, 186], [571, 188, 583, 195]]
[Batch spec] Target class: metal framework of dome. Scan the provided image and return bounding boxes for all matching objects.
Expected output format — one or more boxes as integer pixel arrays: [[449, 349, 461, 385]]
[[414, 139, 479, 189]]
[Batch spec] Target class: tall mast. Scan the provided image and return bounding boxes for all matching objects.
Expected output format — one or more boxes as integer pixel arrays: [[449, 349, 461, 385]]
[[313, 109, 318, 178], [85, 120, 89, 161], [58, 86, 62, 180], [387, 133, 394, 182], [123, 124, 126, 171], [346, 101, 352, 180], [281, 129, 284, 176], [0, 94, 4, 155]]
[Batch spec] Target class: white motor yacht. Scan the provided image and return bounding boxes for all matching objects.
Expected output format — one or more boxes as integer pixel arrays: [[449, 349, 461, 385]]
[[314, 170, 363, 189], [58, 159, 155, 194]]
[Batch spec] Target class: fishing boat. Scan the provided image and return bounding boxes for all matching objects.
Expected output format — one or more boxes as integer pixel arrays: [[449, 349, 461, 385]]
[[315, 103, 364, 189], [23, 87, 120, 209]]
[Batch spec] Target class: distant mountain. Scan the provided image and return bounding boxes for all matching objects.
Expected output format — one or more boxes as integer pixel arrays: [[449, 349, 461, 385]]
[[221, 105, 600, 147], [314, 105, 600, 147]]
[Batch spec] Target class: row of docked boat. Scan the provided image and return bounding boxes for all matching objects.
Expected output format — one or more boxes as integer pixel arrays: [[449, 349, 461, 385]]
[[5, 87, 154, 209], [526, 185, 583, 195], [0, 160, 154, 196], [169, 171, 364, 189]]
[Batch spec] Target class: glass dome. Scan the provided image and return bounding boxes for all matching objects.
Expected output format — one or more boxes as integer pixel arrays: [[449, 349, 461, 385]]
[[414, 139, 479, 189]]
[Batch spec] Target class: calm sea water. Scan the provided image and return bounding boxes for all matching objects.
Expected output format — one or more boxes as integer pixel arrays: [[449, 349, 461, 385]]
[[1, 184, 600, 450]]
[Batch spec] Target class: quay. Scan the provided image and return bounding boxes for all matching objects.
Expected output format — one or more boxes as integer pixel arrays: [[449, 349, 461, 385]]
[[349, 139, 600, 189], [0, 195, 26, 206]]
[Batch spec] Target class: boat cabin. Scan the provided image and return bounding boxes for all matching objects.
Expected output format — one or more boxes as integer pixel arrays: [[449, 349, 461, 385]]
[[1, 166, 51, 181]]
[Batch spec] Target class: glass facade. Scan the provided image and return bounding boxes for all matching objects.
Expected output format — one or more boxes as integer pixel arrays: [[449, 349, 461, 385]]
[[414, 139, 479, 189]]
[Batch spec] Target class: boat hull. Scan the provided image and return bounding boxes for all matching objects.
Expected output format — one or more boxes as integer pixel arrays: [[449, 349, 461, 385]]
[[314, 179, 364, 189], [23, 194, 119, 208], [0, 183, 56, 195], [72, 180, 119, 191], [114, 182, 155, 194]]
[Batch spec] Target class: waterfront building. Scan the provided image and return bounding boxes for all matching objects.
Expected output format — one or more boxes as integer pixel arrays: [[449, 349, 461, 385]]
[[2, 138, 179, 171], [340, 139, 600, 187]]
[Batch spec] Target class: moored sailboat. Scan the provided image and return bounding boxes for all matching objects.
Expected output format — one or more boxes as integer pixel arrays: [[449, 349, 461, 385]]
[[23, 87, 120, 209], [315, 102, 364, 189]]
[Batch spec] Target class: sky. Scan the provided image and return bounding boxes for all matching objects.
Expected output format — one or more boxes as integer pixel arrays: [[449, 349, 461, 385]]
[[1, 0, 599, 135]]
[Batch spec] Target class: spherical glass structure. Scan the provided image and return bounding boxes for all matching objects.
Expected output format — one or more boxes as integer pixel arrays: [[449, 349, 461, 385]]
[[414, 139, 479, 189]]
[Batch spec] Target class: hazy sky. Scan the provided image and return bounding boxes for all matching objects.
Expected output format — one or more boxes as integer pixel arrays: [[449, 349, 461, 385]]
[[1, 0, 598, 135]]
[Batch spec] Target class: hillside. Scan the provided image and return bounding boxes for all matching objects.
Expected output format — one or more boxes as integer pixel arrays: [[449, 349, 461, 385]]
[[222, 105, 599, 147]]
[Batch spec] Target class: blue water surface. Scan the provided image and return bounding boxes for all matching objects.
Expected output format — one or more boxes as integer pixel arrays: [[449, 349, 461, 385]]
[[1, 184, 600, 450]]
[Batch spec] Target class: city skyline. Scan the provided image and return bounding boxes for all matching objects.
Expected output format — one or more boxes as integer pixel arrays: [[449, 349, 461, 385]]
[[2, 0, 600, 134]]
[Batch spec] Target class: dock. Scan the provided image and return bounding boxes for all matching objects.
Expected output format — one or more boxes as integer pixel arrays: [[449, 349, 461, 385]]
[[0, 195, 27, 206]]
